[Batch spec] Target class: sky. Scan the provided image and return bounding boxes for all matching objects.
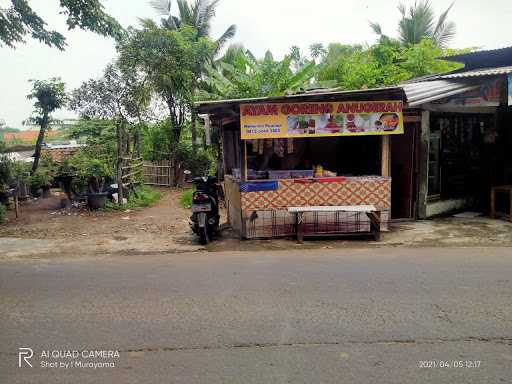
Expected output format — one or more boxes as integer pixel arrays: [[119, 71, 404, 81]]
[[1, 0, 511, 128]]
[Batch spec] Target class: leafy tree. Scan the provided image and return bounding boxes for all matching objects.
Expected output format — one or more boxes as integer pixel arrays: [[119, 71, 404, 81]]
[[118, 23, 215, 156], [370, 1, 456, 47], [68, 118, 117, 162], [316, 39, 464, 90], [0, 0, 123, 50], [400, 39, 466, 78], [149, 0, 236, 150], [70, 62, 152, 194], [315, 43, 366, 88], [70, 63, 151, 126], [26, 78, 67, 174]]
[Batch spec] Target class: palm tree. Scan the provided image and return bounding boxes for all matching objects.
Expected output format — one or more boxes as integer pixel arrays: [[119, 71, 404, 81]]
[[150, 0, 236, 54], [370, 1, 456, 48], [149, 0, 236, 150], [309, 43, 326, 61]]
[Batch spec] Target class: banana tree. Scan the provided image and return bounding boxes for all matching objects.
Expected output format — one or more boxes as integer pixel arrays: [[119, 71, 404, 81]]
[[201, 47, 317, 100]]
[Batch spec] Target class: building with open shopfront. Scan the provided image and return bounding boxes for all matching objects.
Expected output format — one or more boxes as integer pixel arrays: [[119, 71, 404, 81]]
[[197, 46, 512, 239]]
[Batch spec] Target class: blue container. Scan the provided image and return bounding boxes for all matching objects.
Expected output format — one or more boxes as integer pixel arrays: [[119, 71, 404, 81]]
[[240, 181, 278, 193]]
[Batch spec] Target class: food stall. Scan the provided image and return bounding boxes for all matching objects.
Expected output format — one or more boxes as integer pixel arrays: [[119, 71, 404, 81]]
[[197, 88, 406, 239]]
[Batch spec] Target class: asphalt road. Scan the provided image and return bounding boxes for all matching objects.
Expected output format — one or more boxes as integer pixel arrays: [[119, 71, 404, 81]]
[[1, 247, 511, 383]]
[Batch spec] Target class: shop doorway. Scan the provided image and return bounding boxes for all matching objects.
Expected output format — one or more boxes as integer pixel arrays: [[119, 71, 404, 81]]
[[391, 122, 418, 219]]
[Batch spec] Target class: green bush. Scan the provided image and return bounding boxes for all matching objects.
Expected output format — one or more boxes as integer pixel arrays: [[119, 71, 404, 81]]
[[0, 203, 5, 224], [141, 121, 170, 161], [180, 188, 194, 209], [106, 185, 161, 210], [0, 143, 10, 189], [68, 151, 114, 193], [174, 143, 212, 177], [30, 168, 52, 190], [10, 161, 31, 185]]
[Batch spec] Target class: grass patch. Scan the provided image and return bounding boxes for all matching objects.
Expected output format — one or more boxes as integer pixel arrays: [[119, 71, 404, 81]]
[[106, 185, 162, 211], [180, 188, 194, 209]]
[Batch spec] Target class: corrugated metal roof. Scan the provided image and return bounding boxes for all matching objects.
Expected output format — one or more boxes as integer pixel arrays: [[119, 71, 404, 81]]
[[437, 65, 512, 79], [404, 65, 512, 84], [440, 46, 512, 63], [196, 86, 402, 107], [196, 86, 406, 114], [198, 76, 498, 112], [401, 80, 479, 107]]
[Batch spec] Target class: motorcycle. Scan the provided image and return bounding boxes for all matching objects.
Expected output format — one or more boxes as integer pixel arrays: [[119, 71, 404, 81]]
[[189, 176, 220, 244]]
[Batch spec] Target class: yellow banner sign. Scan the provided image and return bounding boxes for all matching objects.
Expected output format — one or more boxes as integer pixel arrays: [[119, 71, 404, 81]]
[[240, 101, 404, 139]]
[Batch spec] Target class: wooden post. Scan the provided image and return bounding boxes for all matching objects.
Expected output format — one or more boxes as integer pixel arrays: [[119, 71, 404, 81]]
[[241, 140, 248, 182], [125, 131, 131, 158], [417, 110, 430, 219], [116, 121, 124, 206], [490, 187, 496, 219], [510, 190, 512, 223], [508, 188, 512, 223], [135, 127, 141, 159], [14, 194, 19, 219], [367, 211, 381, 241], [296, 212, 305, 243], [217, 124, 224, 179], [381, 136, 391, 177], [239, 137, 248, 239], [169, 159, 174, 187]]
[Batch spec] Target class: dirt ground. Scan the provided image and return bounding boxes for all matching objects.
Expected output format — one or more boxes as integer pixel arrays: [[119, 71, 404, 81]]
[[0, 188, 203, 256], [1, 188, 512, 258]]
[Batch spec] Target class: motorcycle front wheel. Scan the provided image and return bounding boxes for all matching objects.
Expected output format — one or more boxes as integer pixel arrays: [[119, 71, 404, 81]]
[[198, 213, 210, 245], [199, 225, 209, 244]]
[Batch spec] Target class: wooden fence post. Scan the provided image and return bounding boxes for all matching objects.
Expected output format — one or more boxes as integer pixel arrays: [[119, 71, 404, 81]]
[[169, 159, 174, 187], [117, 121, 124, 206]]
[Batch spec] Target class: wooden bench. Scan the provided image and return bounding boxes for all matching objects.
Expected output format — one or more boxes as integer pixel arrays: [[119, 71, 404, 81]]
[[490, 185, 512, 222], [288, 205, 381, 242]]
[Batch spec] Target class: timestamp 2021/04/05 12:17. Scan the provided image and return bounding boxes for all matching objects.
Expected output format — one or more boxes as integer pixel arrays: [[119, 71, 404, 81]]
[[418, 360, 481, 369]]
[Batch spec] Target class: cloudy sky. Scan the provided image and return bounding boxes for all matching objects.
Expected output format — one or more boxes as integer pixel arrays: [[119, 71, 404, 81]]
[[1, 0, 511, 128]]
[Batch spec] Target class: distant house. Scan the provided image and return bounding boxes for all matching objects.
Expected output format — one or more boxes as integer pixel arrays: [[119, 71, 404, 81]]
[[3, 119, 77, 144], [41, 140, 85, 162], [3, 130, 61, 143], [4, 151, 33, 163]]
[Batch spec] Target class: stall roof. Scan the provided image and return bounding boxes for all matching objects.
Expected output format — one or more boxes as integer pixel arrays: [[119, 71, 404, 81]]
[[438, 65, 512, 79], [440, 46, 512, 69], [197, 81, 482, 113], [401, 80, 480, 107], [196, 86, 405, 115], [198, 69, 505, 115], [404, 65, 512, 83]]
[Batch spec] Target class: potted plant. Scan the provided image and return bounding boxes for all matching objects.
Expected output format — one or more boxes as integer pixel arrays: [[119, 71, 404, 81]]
[[70, 153, 113, 210], [55, 160, 79, 205], [30, 168, 52, 198]]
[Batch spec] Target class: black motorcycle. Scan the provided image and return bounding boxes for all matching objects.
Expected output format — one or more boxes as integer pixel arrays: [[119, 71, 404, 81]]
[[189, 176, 220, 244]]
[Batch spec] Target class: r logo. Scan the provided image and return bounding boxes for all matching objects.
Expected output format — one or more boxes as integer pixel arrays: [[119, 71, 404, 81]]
[[18, 347, 33, 367]]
